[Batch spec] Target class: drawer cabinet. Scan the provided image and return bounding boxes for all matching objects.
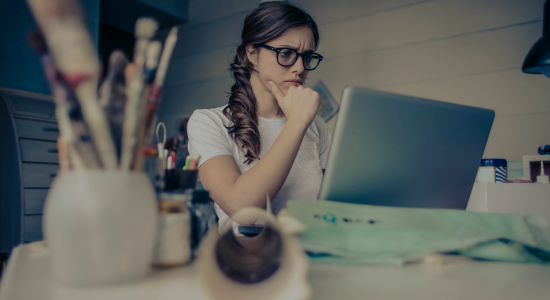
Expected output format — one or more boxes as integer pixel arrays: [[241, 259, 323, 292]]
[[1, 89, 58, 253], [22, 163, 58, 188], [24, 189, 49, 215], [15, 118, 59, 140], [23, 216, 43, 242], [20, 139, 59, 163]]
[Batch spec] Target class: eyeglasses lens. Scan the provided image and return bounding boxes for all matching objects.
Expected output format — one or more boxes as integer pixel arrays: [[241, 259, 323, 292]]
[[278, 49, 320, 70]]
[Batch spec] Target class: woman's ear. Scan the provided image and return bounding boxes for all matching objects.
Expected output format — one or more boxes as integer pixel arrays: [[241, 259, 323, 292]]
[[245, 44, 258, 66]]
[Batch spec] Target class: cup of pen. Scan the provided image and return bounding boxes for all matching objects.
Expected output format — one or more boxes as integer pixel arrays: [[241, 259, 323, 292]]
[[43, 170, 158, 286], [165, 169, 199, 190], [164, 155, 200, 190], [26, 0, 181, 286]]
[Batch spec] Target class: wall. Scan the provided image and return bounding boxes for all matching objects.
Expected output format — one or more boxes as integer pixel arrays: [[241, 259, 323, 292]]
[[158, 0, 549, 162], [0, 0, 100, 95]]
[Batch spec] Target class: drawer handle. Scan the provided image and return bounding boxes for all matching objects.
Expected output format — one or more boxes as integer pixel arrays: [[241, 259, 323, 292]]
[[48, 148, 58, 154], [50, 173, 57, 178], [43, 127, 59, 133]]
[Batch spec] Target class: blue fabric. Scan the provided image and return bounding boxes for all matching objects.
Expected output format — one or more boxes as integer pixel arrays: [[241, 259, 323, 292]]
[[286, 200, 550, 265]]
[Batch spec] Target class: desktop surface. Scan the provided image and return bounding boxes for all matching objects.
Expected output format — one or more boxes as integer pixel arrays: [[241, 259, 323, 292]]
[[1, 242, 550, 300]]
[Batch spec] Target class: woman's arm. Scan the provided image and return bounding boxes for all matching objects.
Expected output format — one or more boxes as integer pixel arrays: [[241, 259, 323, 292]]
[[198, 82, 320, 216], [199, 118, 309, 216]]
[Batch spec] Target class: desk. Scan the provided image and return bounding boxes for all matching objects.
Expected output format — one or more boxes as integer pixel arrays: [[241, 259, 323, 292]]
[[1, 242, 550, 300]]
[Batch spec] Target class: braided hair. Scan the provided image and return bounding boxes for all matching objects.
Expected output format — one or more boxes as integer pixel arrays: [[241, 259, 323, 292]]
[[223, 2, 319, 164]]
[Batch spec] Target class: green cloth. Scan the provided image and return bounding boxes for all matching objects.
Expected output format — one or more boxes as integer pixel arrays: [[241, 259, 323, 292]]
[[286, 200, 550, 265]]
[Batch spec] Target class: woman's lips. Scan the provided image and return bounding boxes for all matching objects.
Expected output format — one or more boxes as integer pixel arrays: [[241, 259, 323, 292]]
[[285, 81, 302, 87]]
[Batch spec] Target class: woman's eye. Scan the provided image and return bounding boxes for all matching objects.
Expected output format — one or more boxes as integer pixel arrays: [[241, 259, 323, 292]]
[[280, 50, 291, 57]]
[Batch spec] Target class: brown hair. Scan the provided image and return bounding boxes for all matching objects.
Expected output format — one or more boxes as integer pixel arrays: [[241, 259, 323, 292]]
[[223, 2, 320, 164]]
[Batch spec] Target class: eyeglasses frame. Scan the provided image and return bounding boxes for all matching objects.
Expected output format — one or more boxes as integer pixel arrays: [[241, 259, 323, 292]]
[[255, 43, 323, 70]]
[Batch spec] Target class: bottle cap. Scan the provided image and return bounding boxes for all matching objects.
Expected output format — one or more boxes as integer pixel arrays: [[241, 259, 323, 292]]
[[480, 159, 507, 167]]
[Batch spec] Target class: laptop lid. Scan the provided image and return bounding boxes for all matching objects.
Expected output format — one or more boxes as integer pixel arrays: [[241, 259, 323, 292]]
[[319, 86, 494, 209]]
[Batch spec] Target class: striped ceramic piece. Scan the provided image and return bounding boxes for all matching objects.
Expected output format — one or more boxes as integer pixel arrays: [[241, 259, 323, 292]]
[[495, 166, 507, 182]]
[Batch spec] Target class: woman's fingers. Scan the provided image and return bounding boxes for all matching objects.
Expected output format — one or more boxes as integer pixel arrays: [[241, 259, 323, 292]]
[[267, 81, 319, 125], [268, 81, 284, 103]]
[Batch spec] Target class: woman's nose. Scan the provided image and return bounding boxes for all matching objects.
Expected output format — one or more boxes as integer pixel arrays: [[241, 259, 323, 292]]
[[290, 55, 305, 74]]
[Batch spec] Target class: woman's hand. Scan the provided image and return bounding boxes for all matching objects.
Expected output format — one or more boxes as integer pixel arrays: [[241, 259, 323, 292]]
[[269, 81, 321, 126]]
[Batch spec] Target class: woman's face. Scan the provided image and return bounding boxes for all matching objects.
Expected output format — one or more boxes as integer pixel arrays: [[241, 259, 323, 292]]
[[247, 26, 316, 95]]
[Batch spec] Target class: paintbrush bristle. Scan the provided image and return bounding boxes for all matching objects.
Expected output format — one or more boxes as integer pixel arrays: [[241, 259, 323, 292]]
[[145, 41, 162, 70], [135, 18, 159, 39], [167, 27, 178, 41]]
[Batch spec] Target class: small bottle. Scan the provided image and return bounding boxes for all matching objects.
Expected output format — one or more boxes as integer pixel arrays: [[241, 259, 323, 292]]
[[152, 192, 192, 268], [189, 190, 217, 253], [476, 159, 507, 183]]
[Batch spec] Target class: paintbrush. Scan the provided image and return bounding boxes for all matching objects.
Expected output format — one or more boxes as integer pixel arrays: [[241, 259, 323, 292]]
[[132, 41, 162, 170], [120, 17, 159, 170], [98, 50, 130, 160], [56, 136, 70, 170], [27, 0, 118, 169], [144, 27, 179, 146], [27, 29, 98, 169], [145, 41, 162, 84], [44, 55, 100, 169]]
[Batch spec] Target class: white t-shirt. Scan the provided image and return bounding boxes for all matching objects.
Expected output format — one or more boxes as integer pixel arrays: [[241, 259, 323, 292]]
[[187, 106, 332, 230]]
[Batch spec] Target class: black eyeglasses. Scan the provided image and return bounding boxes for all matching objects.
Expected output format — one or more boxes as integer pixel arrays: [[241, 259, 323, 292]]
[[256, 43, 323, 70]]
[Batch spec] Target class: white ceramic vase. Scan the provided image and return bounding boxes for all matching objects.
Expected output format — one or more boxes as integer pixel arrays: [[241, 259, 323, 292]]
[[43, 171, 158, 286]]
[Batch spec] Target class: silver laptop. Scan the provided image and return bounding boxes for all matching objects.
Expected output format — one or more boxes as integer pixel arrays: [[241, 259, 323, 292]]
[[319, 86, 494, 209]]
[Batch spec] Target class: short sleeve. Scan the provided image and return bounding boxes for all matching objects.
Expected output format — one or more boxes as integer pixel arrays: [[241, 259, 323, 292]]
[[187, 110, 234, 168], [317, 117, 332, 169]]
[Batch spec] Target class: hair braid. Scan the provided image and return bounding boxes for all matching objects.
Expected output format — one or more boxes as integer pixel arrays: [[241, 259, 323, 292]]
[[223, 45, 261, 164]]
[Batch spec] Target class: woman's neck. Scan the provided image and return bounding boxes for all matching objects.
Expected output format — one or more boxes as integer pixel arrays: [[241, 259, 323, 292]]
[[250, 73, 285, 119]]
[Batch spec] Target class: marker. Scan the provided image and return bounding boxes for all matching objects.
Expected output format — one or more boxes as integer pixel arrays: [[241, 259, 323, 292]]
[[189, 155, 198, 170], [166, 156, 173, 170], [194, 155, 201, 170], [169, 151, 177, 170], [184, 155, 191, 170]]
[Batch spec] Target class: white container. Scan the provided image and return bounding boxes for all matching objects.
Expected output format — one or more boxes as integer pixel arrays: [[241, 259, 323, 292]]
[[152, 194, 191, 267], [467, 182, 550, 227], [43, 171, 158, 286]]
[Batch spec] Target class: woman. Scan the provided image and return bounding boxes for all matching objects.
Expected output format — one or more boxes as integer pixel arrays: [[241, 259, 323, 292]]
[[187, 2, 331, 232]]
